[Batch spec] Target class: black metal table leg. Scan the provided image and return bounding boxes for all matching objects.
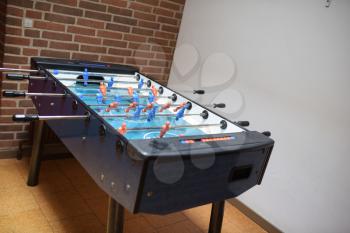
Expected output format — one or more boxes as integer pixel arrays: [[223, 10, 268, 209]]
[[17, 140, 24, 160], [107, 196, 125, 233], [27, 120, 44, 186], [208, 200, 225, 233]]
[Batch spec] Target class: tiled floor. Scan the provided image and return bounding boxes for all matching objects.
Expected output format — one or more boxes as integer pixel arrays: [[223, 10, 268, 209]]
[[0, 157, 266, 233]]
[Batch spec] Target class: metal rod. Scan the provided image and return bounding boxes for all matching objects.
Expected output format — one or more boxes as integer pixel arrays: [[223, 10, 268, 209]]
[[204, 103, 226, 109], [100, 113, 200, 118], [125, 123, 221, 131], [27, 120, 44, 186], [27, 75, 47, 79], [0, 67, 38, 73], [89, 103, 181, 107], [73, 86, 151, 91], [16, 114, 220, 131], [21, 75, 139, 84], [21, 113, 202, 120], [26, 93, 67, 97], [81, 94, 170, 99], [36, 115, 89, 120], [58, 78, 138, 84], [51, 69, 137, 78]]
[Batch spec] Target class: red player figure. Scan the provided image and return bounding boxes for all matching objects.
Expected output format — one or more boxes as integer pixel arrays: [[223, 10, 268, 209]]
[[99, 82, 107, 96], [151, 85, 158, 97], [159, 121, 171, 138], [105, 102, 119, 112], [159, 102, 171, 112], [118, 122, 127, 135], [128, 87, 133, 96], [142, 103, 154, 112], [174, 102, 186, 112], [125, 102, 137, 113]]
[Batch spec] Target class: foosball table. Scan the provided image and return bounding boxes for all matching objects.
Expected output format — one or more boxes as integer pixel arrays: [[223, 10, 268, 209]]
[[1, 58, 274, 233]]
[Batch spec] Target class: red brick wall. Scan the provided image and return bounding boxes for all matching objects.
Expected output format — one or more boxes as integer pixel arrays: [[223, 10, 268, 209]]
[[0, 0, 186, 150], [0, 0, 7, 94]]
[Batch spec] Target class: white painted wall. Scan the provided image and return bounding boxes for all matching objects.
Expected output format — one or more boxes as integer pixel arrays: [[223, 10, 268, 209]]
[[168, 1, 350, 232]]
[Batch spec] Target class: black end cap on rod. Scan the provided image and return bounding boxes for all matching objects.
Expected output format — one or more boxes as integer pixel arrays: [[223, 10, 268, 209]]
[[213, 103, 226, 108], [262, 131, 271, 137], [12, 114, 39, 122], [236, 121, 250, 127], [220, 120, 228, 129], [6, 73, 30, 80], [171, 93, 177, 102], [193, 90, 205, 94], [201, 110, 209, 119], [2, 90, 26, 97]]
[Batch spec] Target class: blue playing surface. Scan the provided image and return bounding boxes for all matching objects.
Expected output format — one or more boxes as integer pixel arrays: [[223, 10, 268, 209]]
[[68, 84, 205, 140]]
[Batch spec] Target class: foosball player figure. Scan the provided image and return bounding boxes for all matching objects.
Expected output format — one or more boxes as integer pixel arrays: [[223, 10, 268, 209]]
[[83, 68, 89, 86], [159, 102, 171, 112], [99, 82, 107, 96], [128, 87, 134, 96], [96, 93, 104, 104], [118, 122, 127, 135], [105, 102, 119, 112], [107, 77, 114, 90], [151, 85, 158, 97], [176, 106, 186, 120], [143, 103, 154, 112], [125, 102, 137, 113], [138, 79, 144, 89], [174, 102, 187, 112], [148, 92, 155, 103], [133, 106, 143, 119], [159, 121, 171, 138]]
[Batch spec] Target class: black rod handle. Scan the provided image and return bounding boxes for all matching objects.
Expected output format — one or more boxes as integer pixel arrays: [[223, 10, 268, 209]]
[[236, 121, 250, 127], [6, 73, 30, 80], [213, 103, 226, 108], [2, 90, 26, 97], [262, 131, 271, 137], [12, 114, 39, 122], [193, 90, 205, 94]]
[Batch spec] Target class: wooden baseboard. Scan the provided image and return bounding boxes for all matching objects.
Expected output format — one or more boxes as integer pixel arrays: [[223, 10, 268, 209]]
[[0, 148, 18, 159], [228, 199, 282, 233]]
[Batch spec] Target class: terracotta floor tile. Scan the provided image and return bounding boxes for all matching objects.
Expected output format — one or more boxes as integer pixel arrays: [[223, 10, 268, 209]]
[[0, 162, 25, 189], [55, 159, 90, 183], [0, 209, 53, 233], [0, 159, 18, 166], [124, 216, 157, 233], [157, 220, 203, 233], [14, 156, 31, 179], [86, 196, 139, 225], [49, 214, 104, 233], [72, 177, 107, 201], [37, 190, 92, 222], [30, 171, 76, 200], [144, 212, 187, 229], [183, 205, 212, 231], [0, 186, 39, 217], [85, 196, 109, 225]]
